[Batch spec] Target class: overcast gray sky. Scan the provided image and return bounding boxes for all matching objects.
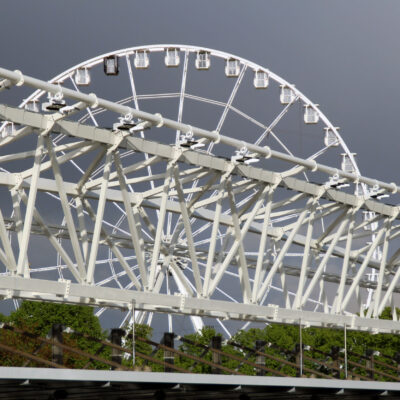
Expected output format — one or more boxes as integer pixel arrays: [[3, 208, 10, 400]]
[[1, 0, 399, 182]]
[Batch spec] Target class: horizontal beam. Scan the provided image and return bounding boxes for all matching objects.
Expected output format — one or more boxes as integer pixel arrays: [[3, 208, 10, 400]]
[[1, 276, 400, 333], [1, 366, 400, 392], [0, 104, 397, 220]]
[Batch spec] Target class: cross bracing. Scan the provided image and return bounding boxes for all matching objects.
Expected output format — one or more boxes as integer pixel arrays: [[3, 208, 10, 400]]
[[0, 58, 400, 335]]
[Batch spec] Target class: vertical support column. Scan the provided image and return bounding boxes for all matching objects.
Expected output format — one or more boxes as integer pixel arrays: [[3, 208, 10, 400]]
[[17, 133, 45, 275], [211, 336, 222, 374], [255, 340, 266, 376], [51, 324, 63, 366], [331, 346, 340, 379], [86, 150, 113, 284], [110, 328, 124, 368], [131, 301, 135, 368], [294, 344, 302, 377], [298, 319, 303, 377], [163, 332, 174, 372], [365, 349, 374, 380], [344, 324, 348, 379]]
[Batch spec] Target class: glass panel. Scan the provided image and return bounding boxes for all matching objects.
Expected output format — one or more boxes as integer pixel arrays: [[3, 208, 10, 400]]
[[342, 155, 354, 172], [196, 52, 210, 69], [106, 59, 116, 73], [135, 51, 149, 68], [75, 68, 90, 85], [225, 59, 239, 76], [254, 71, 268, 88], [165, 49, 180, 66]]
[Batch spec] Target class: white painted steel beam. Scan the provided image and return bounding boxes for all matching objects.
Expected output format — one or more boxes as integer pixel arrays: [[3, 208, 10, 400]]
[[1, 275, 400, 332]]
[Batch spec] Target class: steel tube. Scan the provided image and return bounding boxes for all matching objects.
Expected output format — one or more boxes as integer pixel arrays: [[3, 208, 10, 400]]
[[0, 67, 398, 195]]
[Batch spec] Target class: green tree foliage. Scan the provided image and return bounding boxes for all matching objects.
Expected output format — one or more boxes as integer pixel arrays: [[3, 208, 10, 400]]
[[2, 301, 400, 380], [0, 301, 110, 369], [150, 309, 400, 380], [3, 301, 103, 337], [177, 326, 222, 373]]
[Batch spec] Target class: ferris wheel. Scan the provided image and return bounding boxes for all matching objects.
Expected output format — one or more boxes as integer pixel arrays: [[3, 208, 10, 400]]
[[0, 44, 390, 337]]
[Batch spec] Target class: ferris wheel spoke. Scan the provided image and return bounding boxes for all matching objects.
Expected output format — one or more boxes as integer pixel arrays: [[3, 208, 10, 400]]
[[208, 64, 247, 153], [254, 95, 299, 146], [125, 55, 140, 111], [179, 64, 246, 210], [69, 76, 98, 127], [175, 50, 189, 144], [306, 145, 332, 161], [125, 54, 158, 192], [138, 92, 181, 101]]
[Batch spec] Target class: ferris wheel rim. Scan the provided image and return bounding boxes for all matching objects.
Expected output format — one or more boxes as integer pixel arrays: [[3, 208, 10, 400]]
[[19, 43, 360, 176]]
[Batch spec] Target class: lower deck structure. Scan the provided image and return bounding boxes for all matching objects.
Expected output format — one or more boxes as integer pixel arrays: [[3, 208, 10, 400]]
[[1, 367, 400, 400]]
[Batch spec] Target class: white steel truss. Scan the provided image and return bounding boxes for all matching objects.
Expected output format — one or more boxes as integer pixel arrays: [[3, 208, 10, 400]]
[[0, 59, 400, 334]]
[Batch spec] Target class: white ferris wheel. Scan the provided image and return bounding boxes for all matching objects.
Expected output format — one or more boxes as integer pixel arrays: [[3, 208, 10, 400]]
[[0, 44, 395, 337]]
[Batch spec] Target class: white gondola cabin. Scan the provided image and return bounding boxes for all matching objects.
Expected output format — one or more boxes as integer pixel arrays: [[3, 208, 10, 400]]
[[24, 100, 39, 112], [104, 55, 119, 75], [195, 51, 210, 70], [74, 68, 91, 86], [280, 85, 296, 104], [225, 58, 240, 77], [304, 105, 319, 124], [134, 50, 150, 69], [253, 70, 269, 89], [324, 127, 339, 147], [165, 48, 180, 67], [341, 153, 356, 174], [1, 122, 15, 138]]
